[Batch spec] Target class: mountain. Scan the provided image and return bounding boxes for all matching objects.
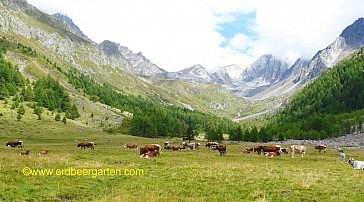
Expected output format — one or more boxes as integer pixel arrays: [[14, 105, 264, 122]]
[[263, 47, 364, 140], [0, 0, 252, 119], [225, 54, 289, 97], [252, 18, 364, 100], [164, 64, 216, 84], [281, 58, 309, 80], [1, 0, 363, 121], [240, 54, 289, 86], [298, 17, 364, 82], [52, 13, 91, 42], [209, 64, 243, 87], [98, 40, 166, 77]]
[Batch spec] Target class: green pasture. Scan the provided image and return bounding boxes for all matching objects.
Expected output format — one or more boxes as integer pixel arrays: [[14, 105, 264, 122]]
[[0, 128, 363, 201]]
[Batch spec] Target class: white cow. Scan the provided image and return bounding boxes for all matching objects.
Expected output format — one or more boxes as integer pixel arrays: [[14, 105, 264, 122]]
[[338, 152, 346, 161], [290, 145, 306, 158], [347, 158, 364, 170], [182, 142, 200, 150]]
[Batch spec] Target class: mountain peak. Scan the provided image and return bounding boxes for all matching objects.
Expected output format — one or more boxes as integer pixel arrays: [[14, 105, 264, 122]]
[[99, 40, 121, 57], [241, 53, 289, 85], [52, 12, 91, 41], [190, 64, 204, 69], [98, 40, 165, 76], [165, 64, 215, 84], [339, 17, 364, 49]]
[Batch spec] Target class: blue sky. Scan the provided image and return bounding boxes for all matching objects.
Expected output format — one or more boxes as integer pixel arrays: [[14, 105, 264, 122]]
[[26, 0, 364, 71], [217, 11, 257, 55], [217, 12, 257, 40]]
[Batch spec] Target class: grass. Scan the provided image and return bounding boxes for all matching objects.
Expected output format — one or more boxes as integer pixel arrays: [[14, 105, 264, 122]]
[[0, 109, 363, 202], [0, 98, 363, 202]]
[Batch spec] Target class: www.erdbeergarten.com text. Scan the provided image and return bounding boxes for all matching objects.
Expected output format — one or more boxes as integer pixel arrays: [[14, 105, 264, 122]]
[[22, 166, 144, 178]]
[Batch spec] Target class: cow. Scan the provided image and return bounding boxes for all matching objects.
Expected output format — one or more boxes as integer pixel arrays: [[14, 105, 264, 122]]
[[339, 152, 346, 161], [240, 148, 254, 154], [140, 144, 162, 157], [290, 145, 306, 158], [205, 142, 219, 148], [164, 142, 172, 150], [265, 152, 278, 158], [6, 140, 23, 148], [254, 145, 281, 156], [165, 145, 182, 151], [347, 158, 364, 170], [171, 146, 182, 151], [216, 145, 226, 156], [140, 150, 157, 158], [124, 143, 138, 150], [38, 150, 48, 155], [337, 148, 344, 153], [280, 148, 288, 154], [182, 142, 200, 150], [77, 142, 95, 150], [19, 150, 30, 155], [315, 145, 327, 153]]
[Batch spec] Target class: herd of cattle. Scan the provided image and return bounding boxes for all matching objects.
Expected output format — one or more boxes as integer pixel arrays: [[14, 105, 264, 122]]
[[4, 140, 364, 170]]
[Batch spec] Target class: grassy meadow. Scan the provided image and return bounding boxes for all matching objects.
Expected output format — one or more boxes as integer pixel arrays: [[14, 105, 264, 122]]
[[0, 124, 364, 201], [0, 94, 363, 202]]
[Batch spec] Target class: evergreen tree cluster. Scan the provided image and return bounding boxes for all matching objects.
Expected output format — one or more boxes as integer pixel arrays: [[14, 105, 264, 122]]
[[34, 76, 80, 119], [0, 52, 24, 99], [17, 42, 37, 56], [65, 69, 239, 138], [263, 48, 364, 140]]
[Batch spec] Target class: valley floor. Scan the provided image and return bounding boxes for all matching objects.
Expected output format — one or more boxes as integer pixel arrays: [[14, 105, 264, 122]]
[[0, 128, 363, 201]]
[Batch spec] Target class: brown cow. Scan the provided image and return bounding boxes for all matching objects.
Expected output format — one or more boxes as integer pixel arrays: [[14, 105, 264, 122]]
[[254, 145, 281, 156], [140, 144, 162, 157], [265, 152, 278, 158], [19, 150, 30, 155], [140, 150, 157, 158], [124, 143, 138, 150], [6, 140, 23, 148], [216, 145, 226, 156], [240, 148, 254, 154], [205, 142, 219, 148], [315, 145, 327, 153], [78, 142, 95, 150]]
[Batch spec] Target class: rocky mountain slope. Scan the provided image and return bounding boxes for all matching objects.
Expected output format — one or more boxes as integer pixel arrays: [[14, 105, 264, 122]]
[[162, 64, 215, 84], [52, 13, 91, 42], [1, 0, 363, 121], [98, 40, 166, 77], [251, 17, 364, 100], [0, 0, 251, 119]]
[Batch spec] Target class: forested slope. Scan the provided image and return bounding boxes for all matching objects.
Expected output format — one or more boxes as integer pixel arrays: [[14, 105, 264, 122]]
[[265, 48, 364, 140]]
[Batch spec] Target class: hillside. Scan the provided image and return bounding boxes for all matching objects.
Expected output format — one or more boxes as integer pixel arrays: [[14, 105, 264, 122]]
[[0, 0, 252, 119], [264, 48, 364, 140], [0, 35, 241, 142]]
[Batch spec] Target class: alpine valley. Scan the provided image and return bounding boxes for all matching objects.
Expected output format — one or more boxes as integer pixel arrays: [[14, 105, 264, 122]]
[[0, 0, 364, 127], [2, 1, 364, 201]]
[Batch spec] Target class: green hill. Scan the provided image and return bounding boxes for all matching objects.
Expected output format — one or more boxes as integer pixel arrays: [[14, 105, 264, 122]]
[[264, 48, 364, 140]]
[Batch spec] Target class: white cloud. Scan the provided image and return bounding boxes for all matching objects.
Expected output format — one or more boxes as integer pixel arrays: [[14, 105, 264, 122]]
[[27, 0, 364, 71], [229, 33, 253, 51]]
